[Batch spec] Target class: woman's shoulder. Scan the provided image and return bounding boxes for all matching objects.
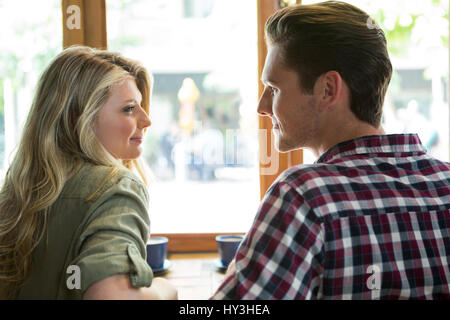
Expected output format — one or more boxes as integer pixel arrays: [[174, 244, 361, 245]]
[[62, 162, 148, 204]]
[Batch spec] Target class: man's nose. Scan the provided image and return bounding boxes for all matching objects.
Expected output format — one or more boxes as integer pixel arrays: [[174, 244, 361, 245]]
[[257, 89, 272, 116]]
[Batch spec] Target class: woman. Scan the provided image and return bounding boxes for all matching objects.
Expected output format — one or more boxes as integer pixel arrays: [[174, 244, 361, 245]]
[[0, 46, 177, 299]]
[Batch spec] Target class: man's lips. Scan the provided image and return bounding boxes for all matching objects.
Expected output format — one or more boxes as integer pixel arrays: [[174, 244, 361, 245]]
[[271, 118, 279, 129]]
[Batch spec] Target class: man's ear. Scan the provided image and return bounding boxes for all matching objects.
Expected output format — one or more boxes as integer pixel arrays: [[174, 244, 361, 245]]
[[316, 71, 343, 112]]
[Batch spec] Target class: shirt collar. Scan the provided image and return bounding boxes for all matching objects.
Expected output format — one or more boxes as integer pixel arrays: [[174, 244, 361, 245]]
[[316, 134, 427, 164]]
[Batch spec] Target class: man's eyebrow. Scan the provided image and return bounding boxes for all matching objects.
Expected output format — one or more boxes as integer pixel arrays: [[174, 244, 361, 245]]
[[260, 78, 278, 85]]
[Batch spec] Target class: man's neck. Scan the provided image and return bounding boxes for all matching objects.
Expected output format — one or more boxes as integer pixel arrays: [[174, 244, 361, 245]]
[[313, 122, 385, 158]]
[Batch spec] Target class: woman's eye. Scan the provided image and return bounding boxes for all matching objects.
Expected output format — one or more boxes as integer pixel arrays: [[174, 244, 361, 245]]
[[123, 106, 135, 113], [269, 87, 277, 96]]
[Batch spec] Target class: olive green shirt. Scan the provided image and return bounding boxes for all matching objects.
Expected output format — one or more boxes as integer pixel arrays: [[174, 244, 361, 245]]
[[16, 162, 153, 299]]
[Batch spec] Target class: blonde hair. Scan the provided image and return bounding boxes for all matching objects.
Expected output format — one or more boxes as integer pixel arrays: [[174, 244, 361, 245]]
[[0, 46, 152, 298]]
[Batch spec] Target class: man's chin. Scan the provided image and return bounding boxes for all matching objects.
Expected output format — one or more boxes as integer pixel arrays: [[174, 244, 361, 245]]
[[274, 140, 298, 153], [275, 146, 291, 153]]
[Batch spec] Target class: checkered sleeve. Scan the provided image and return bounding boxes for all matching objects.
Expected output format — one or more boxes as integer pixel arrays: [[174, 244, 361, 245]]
[[212, 175, 325, 299]]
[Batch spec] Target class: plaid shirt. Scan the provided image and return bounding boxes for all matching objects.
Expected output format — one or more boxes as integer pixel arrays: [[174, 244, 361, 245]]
[[211, 134, 450, 300]]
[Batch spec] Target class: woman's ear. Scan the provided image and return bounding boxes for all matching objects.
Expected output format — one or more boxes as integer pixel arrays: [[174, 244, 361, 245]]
[[316, 70, 343, 112]]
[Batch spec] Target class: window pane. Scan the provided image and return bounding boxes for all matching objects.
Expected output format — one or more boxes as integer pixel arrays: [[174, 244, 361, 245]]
[[107, 0, 260, 233], [0, 0, 62, 174], [301, 0, 449, 163]]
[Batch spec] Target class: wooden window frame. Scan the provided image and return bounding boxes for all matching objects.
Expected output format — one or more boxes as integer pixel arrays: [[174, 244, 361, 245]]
[[61, 0, 303, 252], [62, 0, 450, 252], [147, 0, 450, 253], [62, 0, 107, 49]]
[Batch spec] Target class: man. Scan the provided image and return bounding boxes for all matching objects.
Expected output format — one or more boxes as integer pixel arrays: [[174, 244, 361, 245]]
[[211, 1, 450, 299]]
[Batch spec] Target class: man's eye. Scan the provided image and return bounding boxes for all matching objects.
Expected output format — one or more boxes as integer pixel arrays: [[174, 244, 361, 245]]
[[269, 87, 277, 96]]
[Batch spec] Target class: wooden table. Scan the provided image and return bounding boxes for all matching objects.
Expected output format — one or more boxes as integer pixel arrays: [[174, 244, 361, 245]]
[[155, 252, 227, 300]]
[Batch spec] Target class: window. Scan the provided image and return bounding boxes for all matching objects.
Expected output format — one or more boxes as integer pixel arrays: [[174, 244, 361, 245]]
[[301, 0, 449, 163], [183, 0, 215, 18], [107, 0, 260, 233], [0, 0, 62, 176]]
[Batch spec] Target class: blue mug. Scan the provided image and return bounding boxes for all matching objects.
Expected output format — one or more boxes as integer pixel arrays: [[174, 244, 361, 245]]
[[146, 236, 168, 270], [216, 235, 244, 267]]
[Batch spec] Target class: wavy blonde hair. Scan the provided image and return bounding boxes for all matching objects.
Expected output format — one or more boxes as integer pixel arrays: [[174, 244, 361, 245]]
[[0, 46, 152, 298]]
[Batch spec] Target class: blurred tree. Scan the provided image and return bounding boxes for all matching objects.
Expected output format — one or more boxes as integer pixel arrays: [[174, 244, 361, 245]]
[[0, 0, 61, 167], [370, 0, 448, 57], [107, 0, 146, 52], [0, 1, 61, 91]]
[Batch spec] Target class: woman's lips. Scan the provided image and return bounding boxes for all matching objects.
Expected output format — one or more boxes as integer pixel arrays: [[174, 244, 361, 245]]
[[130, 137, 143, 144]]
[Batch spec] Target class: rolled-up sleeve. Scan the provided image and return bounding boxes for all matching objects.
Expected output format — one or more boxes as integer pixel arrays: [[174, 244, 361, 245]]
[[71, 176, 153, 294]]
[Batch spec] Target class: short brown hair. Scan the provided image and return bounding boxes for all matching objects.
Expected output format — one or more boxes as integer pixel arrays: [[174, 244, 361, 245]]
[[265, 1, 392, 127]]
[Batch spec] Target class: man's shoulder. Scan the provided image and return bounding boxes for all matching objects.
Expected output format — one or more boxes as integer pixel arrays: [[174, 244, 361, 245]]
[[276, 152, 450, 189], [276, 163, 343, 189], [272, 160, 377, 207]]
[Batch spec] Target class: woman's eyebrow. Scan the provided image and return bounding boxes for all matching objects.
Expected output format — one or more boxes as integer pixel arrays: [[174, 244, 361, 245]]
[[123, 98, 140, 104]]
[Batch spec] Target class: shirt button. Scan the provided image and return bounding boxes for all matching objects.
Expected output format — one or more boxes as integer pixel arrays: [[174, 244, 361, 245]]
[[129, 246, 138, 254]]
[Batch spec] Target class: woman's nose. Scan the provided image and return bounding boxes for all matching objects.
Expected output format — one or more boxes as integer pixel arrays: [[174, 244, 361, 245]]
[[139, 109, 151, 128]]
